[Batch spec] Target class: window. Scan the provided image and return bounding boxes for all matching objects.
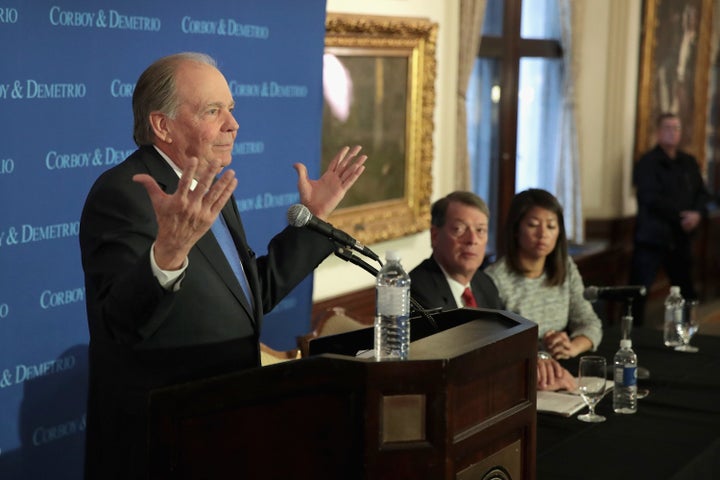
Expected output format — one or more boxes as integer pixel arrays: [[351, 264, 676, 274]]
[[467, 0, 564, 255]]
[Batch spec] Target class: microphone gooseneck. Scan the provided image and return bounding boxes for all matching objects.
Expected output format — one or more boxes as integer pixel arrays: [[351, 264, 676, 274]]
[[333, 245, 439, 331]]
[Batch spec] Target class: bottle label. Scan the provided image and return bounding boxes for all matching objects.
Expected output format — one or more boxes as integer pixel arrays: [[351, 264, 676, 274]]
[[614, 365, 637, 387], [377, 286, 408, 316]]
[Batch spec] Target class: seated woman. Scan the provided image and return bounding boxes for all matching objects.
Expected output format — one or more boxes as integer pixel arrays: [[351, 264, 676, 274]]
[[486, 189, 603, 360]]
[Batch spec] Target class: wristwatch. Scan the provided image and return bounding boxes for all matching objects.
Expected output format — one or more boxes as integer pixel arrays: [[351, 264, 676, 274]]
[[537, 351, 552, 360]]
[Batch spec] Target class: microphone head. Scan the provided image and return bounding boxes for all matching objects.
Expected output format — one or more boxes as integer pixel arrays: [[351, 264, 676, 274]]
[[287, 203, 312, 227], [583, 285, 647, 302], [583, 286, 599, 302]]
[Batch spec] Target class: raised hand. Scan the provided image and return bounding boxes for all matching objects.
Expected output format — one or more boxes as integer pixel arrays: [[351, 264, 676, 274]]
[[132, 157, 238, 270], [293, 145, 367, 220]]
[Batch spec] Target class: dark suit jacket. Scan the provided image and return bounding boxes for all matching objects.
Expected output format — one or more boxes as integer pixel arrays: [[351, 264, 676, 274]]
[[633, 145, 711, 249], [409, 256, 502, 311], [79, 146, 333, 479]]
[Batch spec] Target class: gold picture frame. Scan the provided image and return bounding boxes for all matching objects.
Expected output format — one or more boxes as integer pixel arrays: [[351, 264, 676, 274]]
[[322, 14, 437, 244], [635, 0, 714, 167]]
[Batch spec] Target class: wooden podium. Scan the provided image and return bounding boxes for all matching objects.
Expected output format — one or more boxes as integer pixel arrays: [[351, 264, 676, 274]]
[[148, 308, 538, 479]]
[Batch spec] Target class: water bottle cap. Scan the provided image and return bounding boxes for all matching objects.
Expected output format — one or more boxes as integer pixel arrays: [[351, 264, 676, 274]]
[[385, 250, 401, 262], [670, 286, 681, 294], [620, 339, 632, 348]]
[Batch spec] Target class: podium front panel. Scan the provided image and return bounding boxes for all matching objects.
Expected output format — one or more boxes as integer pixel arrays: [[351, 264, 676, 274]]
[[148, 308, 538, 479]]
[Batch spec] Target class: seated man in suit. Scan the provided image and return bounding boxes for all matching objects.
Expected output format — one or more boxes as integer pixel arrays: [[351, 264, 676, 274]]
[[409, 191, 576, 391]]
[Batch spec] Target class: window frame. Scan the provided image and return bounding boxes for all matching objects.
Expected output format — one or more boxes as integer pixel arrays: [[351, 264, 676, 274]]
[[475, 0, 563, 250]]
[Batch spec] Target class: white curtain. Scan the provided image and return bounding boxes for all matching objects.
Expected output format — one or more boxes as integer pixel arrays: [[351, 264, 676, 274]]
[[456, 0, 487, 191], [556, 0, 584, 242]]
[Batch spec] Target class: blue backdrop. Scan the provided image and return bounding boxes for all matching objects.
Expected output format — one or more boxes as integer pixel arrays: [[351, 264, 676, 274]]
[[0, 1, 327, 477]]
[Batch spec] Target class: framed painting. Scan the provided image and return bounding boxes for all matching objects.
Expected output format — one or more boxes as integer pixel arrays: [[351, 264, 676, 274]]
[[322, 14, 437, 244], [635, 0, 714, 167]]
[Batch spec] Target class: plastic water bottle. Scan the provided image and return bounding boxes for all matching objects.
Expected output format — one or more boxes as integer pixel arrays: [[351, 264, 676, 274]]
[[663, 286, 685, 347], [374, 251, 411, 360], [613, 339, 638, 414]]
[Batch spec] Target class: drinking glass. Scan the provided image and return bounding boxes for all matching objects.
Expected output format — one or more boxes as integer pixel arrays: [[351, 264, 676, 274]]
[[577, 356, 607, 423], [675, 300, 700, 353]]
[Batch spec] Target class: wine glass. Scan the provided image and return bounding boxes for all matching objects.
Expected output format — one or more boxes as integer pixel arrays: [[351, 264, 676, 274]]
[[675, 300, 700, 353], [577, 356, 607, 423]]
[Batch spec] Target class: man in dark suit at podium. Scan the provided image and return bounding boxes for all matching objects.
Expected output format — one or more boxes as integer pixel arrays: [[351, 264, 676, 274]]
[[409, 191, 576, 392], [79, 52, 366, 479]]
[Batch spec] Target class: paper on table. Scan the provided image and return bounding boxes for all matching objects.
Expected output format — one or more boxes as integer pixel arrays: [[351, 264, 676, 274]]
[[537, 379, 614, 417]]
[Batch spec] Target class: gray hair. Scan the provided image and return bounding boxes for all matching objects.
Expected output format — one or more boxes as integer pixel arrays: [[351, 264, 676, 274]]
[[132, 52, 217, 146]]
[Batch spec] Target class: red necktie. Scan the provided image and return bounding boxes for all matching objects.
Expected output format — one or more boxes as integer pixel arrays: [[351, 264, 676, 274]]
[[462, 287, 477, 307]]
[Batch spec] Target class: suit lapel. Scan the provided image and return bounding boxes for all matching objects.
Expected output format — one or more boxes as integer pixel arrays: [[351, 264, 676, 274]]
[[223, 197, 262, 320], [141, 148, 256, 323], [198, 231, 254, 316], [428, 257, 458, 309], [142, 146, 180, 194], [197, 201, 255, 323]]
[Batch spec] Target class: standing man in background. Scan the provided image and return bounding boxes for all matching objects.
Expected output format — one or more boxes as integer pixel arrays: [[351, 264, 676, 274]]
[[409, 191, 576, 392], [79, 52, 366, 479], [630, 112, 712, 325]]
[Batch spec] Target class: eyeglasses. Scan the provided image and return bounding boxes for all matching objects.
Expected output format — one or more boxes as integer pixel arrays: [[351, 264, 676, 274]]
[[446, 221, 488, 239]]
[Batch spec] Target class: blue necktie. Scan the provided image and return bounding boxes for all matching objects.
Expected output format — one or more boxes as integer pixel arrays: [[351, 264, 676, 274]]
[[210, 213, 254, 310]]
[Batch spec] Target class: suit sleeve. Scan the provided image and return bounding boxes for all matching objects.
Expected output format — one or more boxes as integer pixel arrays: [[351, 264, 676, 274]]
[[255, 226, 335, 314], [80, 169, 177, 345]]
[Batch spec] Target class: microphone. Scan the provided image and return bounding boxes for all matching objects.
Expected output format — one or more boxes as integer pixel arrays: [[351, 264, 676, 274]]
[[583, 285, 647, 302], [287, 204, 380, 263]]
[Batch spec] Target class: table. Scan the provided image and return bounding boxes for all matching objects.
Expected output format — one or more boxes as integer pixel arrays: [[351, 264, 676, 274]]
[[537, 327, 720, 480]]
